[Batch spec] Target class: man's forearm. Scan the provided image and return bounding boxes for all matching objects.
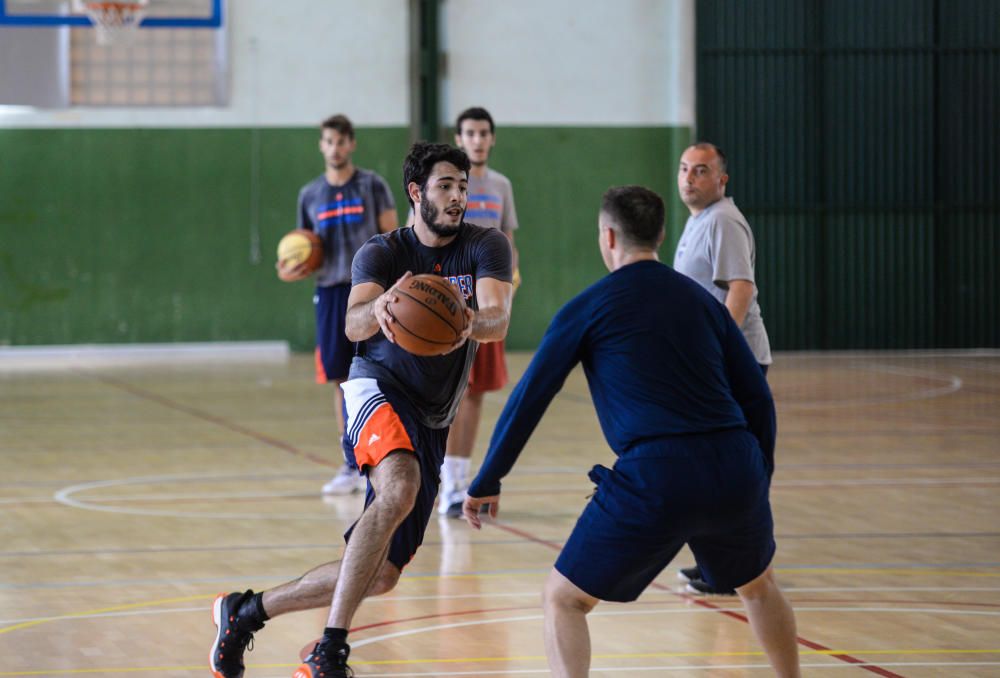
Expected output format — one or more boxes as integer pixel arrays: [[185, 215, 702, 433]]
[[470, 306, 510, 343], [345, 299, 380, 342], [724, 280, 754, 327]]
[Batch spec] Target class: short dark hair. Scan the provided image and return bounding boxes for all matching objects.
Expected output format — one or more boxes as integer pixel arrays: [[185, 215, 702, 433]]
[[600, 185, 665, 250], [688, 141, 727, 173], [455, 106, 495, 135], [402, 141, 472, 207], [321, 114, 355, 140]]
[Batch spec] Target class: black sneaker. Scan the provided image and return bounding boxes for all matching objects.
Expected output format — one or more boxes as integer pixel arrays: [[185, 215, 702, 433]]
[[685, 578, 737, 596], [678, 566, 701, 583], [210, 590, 264, 678], [293, 640, 353, 678]]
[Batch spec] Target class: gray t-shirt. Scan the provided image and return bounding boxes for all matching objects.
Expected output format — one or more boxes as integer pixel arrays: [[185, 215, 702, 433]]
[[406, 167, 519, 234], [465, 168, 519, 233], [673, 197, 772, 365], [297, 168, 395, 287]]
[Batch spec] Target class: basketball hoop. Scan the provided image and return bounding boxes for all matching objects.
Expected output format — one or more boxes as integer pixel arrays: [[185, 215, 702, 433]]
[[72, 0, 149, 45]]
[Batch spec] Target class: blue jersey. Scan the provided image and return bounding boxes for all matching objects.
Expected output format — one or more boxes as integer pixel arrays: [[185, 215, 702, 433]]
[[297, 168, 395, 287], [348, 223, 513, 428], [469, 259, 775, 497]]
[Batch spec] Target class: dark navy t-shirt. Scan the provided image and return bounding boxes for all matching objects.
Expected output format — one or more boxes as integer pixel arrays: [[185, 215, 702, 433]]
[[348, 223, 513, 428], [470, 259, 776, 497]]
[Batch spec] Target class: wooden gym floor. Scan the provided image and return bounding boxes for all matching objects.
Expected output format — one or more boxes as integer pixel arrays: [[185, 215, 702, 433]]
[[1, 350, 999, 677]]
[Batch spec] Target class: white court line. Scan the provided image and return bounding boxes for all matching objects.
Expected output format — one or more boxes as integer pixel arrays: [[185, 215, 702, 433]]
[[780, 586, 1000, 592], [772, 349, 1000, 359], [5, 586, 1000, 623], [0, 341, 289, 370], [351, 605, 1000, 650], [52, 474, 344, 521], [1, 490, 319, 505], [0, 606, 204, 625], [776, 476, 1000, 487], [7, 599, 1000, 630], [253, 663, 1000, 677], [377, 585, 1000, 599], [782, 363, 963, 409], [46, 472, 1000, 520], [957, 359, 1000, 374]]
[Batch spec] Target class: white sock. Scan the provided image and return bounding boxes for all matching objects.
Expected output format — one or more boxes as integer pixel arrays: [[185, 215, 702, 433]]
[[441, 457, 471, 491]]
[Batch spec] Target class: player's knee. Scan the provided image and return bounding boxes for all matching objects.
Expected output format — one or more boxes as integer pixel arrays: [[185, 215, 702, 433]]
[[544, 571, 597, 615], [736, 565, 776, 602], [371, 453, 421, 512], [369, 563, 402, 596]]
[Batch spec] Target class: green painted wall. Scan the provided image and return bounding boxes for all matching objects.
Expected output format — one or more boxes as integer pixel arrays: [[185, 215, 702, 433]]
[[0, 126, 689, 351]]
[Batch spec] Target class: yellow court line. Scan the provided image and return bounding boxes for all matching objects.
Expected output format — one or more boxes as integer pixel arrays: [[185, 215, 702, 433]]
[[0, 594, 214, 635], [2, 564, 998, 637], [2, 561, 999, 638], [0, 668, 209, 676], [403, 571, 546, 581], [357, 648, 1000, 665], [2, 649, 1000, 675], [774, 567, 1000, 578]]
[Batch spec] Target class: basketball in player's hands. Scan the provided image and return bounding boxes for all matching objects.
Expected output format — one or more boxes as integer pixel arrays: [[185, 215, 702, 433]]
[[388, 274, 469, 356], [276, 229, 323, 282]]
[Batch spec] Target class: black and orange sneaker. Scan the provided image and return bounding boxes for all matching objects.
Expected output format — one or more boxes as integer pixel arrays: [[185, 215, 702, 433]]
[[210, 590, 264, 678], [293, 640, 353, 678]]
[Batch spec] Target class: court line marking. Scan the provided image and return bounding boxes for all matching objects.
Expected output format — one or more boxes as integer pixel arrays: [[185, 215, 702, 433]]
[[22, 362, 998, 676], [4, 660, 1000, 677], [487, 521, 908, 676], [0, 595, 208, 635], [52, 474, 347, 520], [776, 349, 1000, 359], [3, 595, 999, 674], [20, 474, 1000, 506], [780, 362, 963, 409], [6, 590, 1000, 626], [6, 563, 1000, 592], [92, 374, 336, 468], [45, 472, 1000, 520]]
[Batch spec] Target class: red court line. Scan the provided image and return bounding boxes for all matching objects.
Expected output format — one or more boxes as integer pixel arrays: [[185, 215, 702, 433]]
[[488, 521, 907, 677], [351, 603, 534, 633], [94, 375, 337, 468]]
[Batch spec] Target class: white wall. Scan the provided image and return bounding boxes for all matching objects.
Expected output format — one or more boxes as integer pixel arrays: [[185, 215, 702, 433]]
[[0, 0, 410, 128], [442, 0, 695, 126], [0, 0, 696, 129]]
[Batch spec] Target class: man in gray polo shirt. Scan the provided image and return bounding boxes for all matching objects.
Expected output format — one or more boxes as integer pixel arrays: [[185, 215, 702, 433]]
[[673, 141, 772, 595]]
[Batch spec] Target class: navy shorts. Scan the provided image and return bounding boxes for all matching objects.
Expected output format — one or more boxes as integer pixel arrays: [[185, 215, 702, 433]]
[[314, 284, 354, 382], [555, 429, 775, 602], [341, 379, 447, 571]]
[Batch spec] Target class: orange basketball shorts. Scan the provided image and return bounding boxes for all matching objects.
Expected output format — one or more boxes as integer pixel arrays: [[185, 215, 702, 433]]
[[468, 339, 508, 394], [340, 377, 449, 570]]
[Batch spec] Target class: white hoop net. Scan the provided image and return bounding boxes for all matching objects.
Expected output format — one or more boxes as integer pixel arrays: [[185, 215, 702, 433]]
[[72, 0, 149, 45]]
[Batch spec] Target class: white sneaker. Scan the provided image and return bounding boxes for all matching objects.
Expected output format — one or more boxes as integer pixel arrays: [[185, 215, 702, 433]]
[[437, 483, 467, 516], [321, 465, 366, 495]]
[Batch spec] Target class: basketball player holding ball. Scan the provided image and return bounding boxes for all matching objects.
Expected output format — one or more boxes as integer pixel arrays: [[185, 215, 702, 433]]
[[210, 141, 512, 678]]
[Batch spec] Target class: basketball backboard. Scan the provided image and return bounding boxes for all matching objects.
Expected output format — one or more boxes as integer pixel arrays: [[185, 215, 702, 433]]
[[0, 0, 222, 28]]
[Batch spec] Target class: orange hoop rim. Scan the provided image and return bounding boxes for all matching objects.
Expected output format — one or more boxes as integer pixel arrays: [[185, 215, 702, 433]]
[[81, 1, 146, 10]]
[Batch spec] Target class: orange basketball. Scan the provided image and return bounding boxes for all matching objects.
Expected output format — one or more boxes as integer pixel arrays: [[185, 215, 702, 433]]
[[389, 274, 469, 356], [276, 229, 323, 281]]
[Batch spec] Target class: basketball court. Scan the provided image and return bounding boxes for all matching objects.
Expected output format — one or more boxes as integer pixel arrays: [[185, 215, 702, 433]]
[[2, 1, 998, 676], [2, 350, 999, 676]]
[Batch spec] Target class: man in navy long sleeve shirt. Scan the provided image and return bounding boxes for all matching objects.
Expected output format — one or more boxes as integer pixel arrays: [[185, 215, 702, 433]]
[[463, 186, 800, 678]]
